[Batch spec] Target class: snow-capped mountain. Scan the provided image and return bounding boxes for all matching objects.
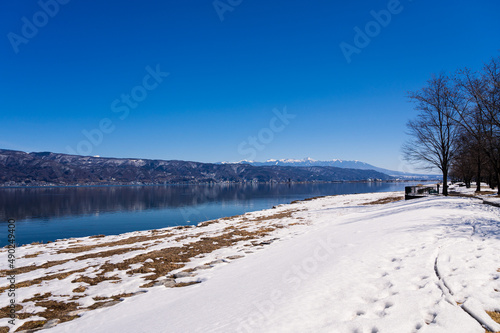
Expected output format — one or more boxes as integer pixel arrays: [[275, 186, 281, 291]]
[[0, 149, 395, 186], [221, 158, 440, 179]]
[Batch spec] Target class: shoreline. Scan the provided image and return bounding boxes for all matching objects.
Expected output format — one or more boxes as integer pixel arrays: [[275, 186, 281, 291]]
[[0, 182, 434, 247], [1, 190, 499, 332], [0, 191, 404, 332], [0, 179, 437, 189]]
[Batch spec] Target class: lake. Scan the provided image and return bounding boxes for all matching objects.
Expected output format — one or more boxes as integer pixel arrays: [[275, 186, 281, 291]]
[[0, 182, 426, 246]]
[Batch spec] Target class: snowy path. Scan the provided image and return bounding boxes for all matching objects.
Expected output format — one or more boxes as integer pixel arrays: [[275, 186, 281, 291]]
[[41, 194, 500, 333]]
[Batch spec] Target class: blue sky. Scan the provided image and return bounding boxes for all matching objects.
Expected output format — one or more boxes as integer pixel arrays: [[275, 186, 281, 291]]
[[1, 0, 499, 171]]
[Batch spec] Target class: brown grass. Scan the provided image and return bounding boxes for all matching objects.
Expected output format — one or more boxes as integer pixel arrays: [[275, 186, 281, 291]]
[[0, 268, 88, 294], [86, 301, 110, 310], [78, 224, 282, 285], [0, 304, 22, 319], [57, 232, 173, 254], [363, 196, 403, 205], [23, 293, 52, 303], [71, 274, 121, 286], [247, 209, 299, 222], [0, 259, 69, 277], [72, 286, 86, 293], [486, 311, 500, 333], [1, 297, 80, 325], [22, 251, 43, 259], [290, 196, 327, 204], [33, 300, 79, 322], [174, 281, 201, 288], [139, 281, 156, 288], [475, 191, 497, 195], [0, 207, 301, 330], [15, 320, 46, 331], [110, 292, 135, 300], [0, 246, 142, 279], [198, 214, 243, 227], [3, 220, 283, 315], [487, 311, 500, 324]]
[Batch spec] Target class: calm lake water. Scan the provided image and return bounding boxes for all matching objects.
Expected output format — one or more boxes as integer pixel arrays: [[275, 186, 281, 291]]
[[0, 182, 425, 246]]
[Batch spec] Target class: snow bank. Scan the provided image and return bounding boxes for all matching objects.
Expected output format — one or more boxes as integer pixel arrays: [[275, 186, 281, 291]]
[[2, 192, 499, 333]]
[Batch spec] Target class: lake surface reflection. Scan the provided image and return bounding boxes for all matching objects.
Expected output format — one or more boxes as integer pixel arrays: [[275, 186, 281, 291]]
[[0, 182, 424, 246]]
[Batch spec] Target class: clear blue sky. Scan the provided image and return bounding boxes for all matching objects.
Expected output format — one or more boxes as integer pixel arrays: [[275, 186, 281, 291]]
[[1, 0, 499, 172]]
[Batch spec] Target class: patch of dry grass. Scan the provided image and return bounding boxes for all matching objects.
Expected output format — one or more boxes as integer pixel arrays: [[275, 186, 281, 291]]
[[85, 224, 282, 285], [198, 214, 243, 227], [0, 246, 143, 279], [0, 207, 302, 330], [0, 259, 69, 277], [72, 286, 86, 293], [15, 320, 46, 331], [72, 274, 121, 286], [290, 196, 328, 204], [247, 209, 299, 222], [57, 232, 173, 254], [23, 292, 52, 303], [0, 268, 88, 294], [174, 281, 201, 288], [475, 190, 497, 195], [485, 311, 500, 333], [487, 310, 500, 324], [1, 296, 81, 325], [0, 304, 22, 319], [33, 299, 80, 322], [89, 234, 106, 239], [363, 196, 403, 205], [22, 251, 43, 259]]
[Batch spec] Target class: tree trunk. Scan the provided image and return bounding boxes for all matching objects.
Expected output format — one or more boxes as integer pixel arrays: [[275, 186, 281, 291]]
[[497, 172, 500, 195], [476, 155, 481, 192], [443, 169, 448, 196]]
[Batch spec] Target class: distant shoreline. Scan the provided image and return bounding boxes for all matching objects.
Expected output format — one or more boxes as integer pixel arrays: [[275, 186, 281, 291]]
[[0, 179, 437, 189]]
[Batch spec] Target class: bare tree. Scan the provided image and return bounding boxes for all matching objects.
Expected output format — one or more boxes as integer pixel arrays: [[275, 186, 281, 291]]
[[449, 57, 500, 193], [451, 130, 478, 188], [403, 74, 460, 196]]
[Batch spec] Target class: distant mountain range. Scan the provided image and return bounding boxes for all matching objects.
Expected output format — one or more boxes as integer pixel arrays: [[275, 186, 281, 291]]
[[221, 158, 440, 179], [0, 149, 396, 187]]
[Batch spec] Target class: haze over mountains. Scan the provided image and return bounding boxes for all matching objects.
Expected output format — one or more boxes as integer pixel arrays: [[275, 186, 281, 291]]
[[0, 149, 397, 187], [221, 158, 440, 179]]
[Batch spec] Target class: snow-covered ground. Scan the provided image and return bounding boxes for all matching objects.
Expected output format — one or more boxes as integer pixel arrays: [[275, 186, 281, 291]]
[[449, 183, 500, 207], [1, 191, 499, 333]]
